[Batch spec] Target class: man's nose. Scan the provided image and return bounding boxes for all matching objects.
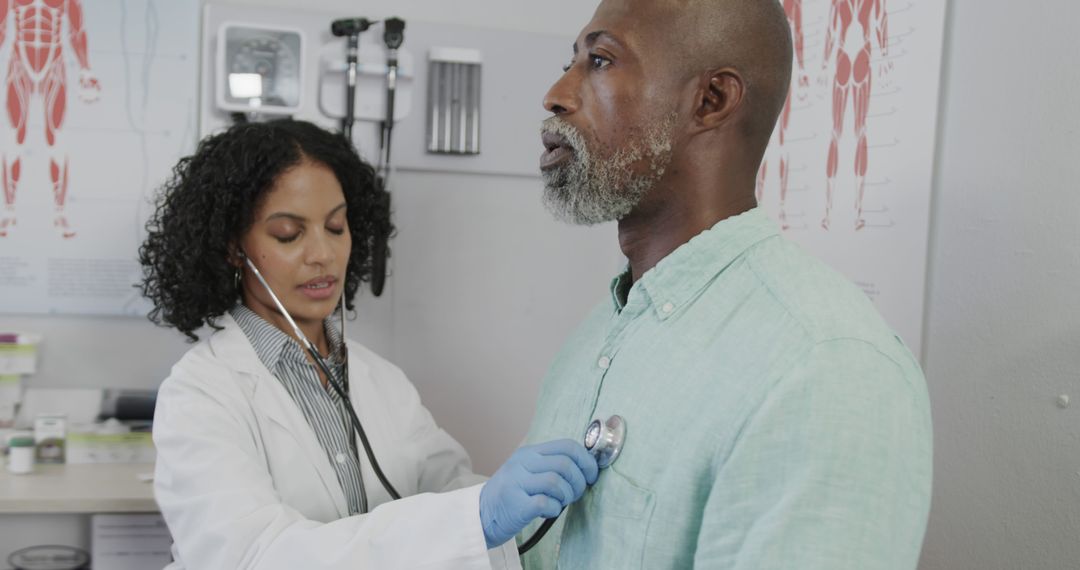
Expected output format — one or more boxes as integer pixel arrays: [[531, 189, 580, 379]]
[[543, 71, 581, 115]]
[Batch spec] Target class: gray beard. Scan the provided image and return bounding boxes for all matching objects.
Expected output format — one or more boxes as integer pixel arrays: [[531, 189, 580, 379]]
[[540, 115, 674, 226]]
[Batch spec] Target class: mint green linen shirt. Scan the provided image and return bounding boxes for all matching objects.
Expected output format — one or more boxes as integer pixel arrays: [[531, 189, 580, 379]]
[[521, 208, 932, 569]]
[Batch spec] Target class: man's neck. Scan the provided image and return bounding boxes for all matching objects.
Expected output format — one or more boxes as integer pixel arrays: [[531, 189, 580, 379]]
[[618, 181, 756, 283]]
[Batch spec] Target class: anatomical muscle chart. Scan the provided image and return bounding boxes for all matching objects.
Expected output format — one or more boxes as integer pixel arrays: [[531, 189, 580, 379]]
[[0, 0, 198, 315], [757, 0, 947, 356]]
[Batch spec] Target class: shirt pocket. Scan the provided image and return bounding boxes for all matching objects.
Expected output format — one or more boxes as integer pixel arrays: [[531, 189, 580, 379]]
[[557, 466, 655, 569]]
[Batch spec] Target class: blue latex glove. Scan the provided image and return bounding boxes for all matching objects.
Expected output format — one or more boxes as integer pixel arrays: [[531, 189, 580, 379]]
[[479, 439, 599, 549]]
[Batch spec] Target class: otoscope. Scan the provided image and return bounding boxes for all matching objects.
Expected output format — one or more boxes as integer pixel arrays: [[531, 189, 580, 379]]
[[330, 17, 376, 140], [379, 18, 405, 177], [370, 18, 405, 298], [330, 16, 389, 297]]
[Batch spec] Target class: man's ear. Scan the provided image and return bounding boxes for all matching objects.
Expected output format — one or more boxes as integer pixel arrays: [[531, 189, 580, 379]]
[[694, 69, 745, 130]]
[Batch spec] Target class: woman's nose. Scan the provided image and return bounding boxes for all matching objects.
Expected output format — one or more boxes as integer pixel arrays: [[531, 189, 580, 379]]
[[306, 231, 336, 266]]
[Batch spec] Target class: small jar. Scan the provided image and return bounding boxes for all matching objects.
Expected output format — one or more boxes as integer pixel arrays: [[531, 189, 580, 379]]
[[7, 436, 34, 475]]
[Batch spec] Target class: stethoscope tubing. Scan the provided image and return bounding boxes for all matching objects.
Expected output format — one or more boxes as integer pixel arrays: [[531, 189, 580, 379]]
[[242, 256, 624, 554], [306, 343, 402, 502], [243, 256, 402, 504], [518, 515, 559, 555]]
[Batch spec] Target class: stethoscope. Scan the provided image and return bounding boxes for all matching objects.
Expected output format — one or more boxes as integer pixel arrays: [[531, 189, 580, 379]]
[[518, 415, 627, 554], [243, 254, 401, 510], [242, 254, 628, 552]]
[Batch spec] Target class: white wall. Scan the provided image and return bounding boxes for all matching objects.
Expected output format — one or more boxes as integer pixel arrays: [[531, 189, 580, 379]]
[[918, 0, 1080, 568], [389, 171, 617, 472]]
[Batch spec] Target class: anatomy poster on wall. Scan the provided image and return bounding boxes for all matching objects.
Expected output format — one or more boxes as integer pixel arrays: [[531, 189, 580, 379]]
[[0, 0, 198, 316], [755, 0, 947, 356]]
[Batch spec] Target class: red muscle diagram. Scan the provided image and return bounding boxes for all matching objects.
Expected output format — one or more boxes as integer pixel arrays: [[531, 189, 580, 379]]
[[821, 0, 888, 231], [0, 0, 100, 239], [757, 0, 808, 231]]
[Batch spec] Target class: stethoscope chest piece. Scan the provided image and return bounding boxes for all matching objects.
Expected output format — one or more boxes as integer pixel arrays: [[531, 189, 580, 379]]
[[584, 415, 626, 469], [518, 415, 628, 555]]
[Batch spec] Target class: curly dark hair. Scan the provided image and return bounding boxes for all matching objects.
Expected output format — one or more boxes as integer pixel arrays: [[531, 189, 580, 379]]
[[138, 119, 392, 341]]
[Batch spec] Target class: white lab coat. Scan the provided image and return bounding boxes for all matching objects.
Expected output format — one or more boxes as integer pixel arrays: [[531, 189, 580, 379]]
[[152, 314, 521, 569]]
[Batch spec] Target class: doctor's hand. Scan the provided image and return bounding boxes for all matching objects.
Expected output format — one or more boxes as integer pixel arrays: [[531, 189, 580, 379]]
[[479, 439, 599, 549]]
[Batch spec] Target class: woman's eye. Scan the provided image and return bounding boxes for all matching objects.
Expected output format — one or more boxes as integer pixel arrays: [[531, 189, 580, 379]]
[[275, 234, 299, 244], [327, 226, 346, 236]]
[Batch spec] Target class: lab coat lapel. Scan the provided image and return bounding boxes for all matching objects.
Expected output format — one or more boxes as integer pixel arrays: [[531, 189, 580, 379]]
[[342, 346, 393, 505], [253, 375, 350, 518], [344, 343, 371, 425], [211, 315, 350, 518]]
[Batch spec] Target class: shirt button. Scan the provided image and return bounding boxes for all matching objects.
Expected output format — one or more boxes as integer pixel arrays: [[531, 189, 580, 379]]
[[335, 453, 346, 464], [598, 356, 611, 370], [662, 302, 675, 314]]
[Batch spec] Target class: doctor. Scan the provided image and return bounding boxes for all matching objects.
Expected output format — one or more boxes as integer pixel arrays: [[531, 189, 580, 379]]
[[138, 119, 597, 569]]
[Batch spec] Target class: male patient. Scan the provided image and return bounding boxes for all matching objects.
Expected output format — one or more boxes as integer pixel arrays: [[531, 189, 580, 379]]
[[522, 0, 932, 568]]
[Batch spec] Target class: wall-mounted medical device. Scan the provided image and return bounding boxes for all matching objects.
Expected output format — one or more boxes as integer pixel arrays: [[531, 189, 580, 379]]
[[329, 17, 375, 140], [216, 23, 305, 115], [427, 47, 482, 155], [317, 38, 414, 129], [320, 18, 407, 298]]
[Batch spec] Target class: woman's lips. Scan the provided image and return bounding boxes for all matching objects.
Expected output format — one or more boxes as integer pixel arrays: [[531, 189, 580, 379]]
[[298, 277, 338, 300]]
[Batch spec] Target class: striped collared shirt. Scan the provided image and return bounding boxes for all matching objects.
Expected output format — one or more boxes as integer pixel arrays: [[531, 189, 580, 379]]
[[230, 304, 368, 514]]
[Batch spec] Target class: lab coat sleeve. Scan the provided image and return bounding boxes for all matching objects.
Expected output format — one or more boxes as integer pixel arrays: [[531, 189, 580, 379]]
[[153, 362, 515, 570], [355, 347, 522, 566], [373, 355, 485, 493], [691, 339, 932, 570]]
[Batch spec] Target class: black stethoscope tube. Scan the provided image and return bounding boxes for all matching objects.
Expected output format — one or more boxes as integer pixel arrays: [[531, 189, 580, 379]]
[[243, 255, 400, 504], [518, 515, 559, 555], [243, 254, 616, 553], [306, 345, 402, 502]]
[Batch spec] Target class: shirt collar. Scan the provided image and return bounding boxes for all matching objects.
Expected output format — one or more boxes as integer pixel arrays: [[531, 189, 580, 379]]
[[229, 304, 345, 371], [609, 207, 779, 318]]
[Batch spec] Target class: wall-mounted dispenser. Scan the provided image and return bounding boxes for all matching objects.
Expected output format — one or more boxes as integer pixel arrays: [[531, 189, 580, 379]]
[[427, 47, 482, 155]]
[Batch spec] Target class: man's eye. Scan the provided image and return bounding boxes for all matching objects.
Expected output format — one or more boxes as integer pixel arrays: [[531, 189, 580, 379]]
[[562, 60, 574, 73], [590, 54, 611, 69]]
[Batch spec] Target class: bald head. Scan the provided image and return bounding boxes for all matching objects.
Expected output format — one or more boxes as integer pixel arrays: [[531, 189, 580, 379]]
[[594, 0, 793, 153], [678, 0, 792, 140], [538, 0, 795, 227]]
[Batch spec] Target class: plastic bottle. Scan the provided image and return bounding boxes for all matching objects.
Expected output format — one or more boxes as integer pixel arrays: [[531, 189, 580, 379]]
[[7, 436, 34, 475]]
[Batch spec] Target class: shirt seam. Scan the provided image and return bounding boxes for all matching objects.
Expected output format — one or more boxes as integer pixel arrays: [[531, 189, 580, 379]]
[[707, 335, 914, 478]]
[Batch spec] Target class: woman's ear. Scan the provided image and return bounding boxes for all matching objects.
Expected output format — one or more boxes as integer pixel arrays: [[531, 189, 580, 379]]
[[227, 243, 245, 268]]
